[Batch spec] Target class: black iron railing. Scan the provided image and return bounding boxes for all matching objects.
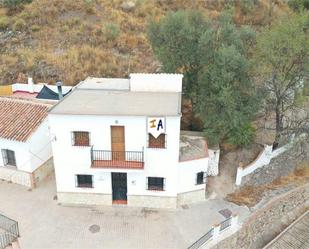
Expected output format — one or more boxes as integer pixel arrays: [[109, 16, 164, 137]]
[[188, 228, 214, 249], [219, 216, 232, 231], [0, 214, 19, 249], [91, 148, 144, 168]]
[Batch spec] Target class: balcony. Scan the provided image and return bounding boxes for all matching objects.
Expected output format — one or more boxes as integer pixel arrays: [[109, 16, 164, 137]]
[[0, 214, 19, 249], [91, 148, 144, 169]]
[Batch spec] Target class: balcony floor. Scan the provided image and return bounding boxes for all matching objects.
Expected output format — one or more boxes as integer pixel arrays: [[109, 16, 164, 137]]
[[92, 160, 144, 169]]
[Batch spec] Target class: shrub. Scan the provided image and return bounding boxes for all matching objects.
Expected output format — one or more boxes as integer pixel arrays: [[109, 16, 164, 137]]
[[30, 24, 40, 32], [12, 17, 26, 31], [103, 23, 120, 41], [3, 0, 32, 10], [0, 16, 9, 30]]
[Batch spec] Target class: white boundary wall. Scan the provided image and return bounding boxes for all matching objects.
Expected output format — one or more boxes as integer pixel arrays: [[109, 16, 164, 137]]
[[235, 144, 290, 186], [12, 78, 71, 94]]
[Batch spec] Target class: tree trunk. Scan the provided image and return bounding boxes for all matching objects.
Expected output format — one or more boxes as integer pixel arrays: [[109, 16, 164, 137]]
[[274, 100, 284, 149]]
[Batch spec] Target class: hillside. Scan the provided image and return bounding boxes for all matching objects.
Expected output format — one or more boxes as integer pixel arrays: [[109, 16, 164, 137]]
[[0, 0, 290, 85]]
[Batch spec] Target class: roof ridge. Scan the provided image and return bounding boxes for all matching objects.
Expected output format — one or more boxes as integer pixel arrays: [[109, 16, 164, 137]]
[[0, 96, 52, 107]]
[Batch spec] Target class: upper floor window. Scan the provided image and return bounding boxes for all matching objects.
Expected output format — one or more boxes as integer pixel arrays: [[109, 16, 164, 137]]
[[76, 174, 93, 188], [148, 134, 166, 149], [1, 149, 16, 167], [72, 131, 90, 146], [147, 177, 165, 191], [196, 172, 206, 185]]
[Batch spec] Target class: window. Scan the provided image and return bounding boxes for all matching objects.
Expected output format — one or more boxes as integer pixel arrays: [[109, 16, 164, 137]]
[[72, 131, 90, 146], [196, 172, 206, 185], [76, 174, 93, 188], [148, 134, 166, 148], [1, 149, 16, 167], [147, 177, 165, 191]]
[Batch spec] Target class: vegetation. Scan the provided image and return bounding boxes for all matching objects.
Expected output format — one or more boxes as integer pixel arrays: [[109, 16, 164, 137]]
[[253, 12, 309, 147], [148, 10, 259, 146]]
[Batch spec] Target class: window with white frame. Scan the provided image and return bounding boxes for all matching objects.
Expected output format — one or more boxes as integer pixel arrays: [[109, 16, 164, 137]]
[[147, 177, 165, 191], [76, 174, 93, 188], [1, 149, 16, 167], [196, 172, 206, 185], [72, 131, 90, 146], [148, 134, 166, 148]]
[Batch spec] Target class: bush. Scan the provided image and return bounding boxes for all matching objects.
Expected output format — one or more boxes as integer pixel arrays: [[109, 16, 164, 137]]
[[103, 23, 120, 41], [0, 16, 9, 30], [3, 0, 32, 10], [12, 17, 26, 31]]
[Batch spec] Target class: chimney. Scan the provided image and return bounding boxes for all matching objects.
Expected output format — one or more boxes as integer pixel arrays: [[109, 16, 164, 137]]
[[56, 80, 63, 100], [28, 77, 34, 93]]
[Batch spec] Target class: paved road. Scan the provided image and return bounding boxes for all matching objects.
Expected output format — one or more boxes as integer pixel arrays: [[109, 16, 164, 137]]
[[0, 174, 250, 249]]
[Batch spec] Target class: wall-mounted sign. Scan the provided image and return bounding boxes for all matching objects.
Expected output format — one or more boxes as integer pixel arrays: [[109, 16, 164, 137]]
[[147, 117, 165, 138]]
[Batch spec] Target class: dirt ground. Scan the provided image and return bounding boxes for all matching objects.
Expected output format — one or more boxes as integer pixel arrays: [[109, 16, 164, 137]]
[[207, 143, 263, 198]]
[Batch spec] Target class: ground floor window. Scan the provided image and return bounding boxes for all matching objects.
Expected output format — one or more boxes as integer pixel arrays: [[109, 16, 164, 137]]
[[1, 149, 16, 167], [196, 172, 206, 185], [147, 177, 165, 191], [76, 174, 93, 188]]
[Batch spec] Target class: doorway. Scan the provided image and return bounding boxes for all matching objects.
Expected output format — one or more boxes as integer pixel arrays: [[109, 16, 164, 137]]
[[111, 172, 127, 204], [111, 126, 125, 161]]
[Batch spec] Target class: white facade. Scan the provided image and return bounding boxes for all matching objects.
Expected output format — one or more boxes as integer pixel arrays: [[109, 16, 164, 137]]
[[49, 74, 210, 208], [0, 119, 53, 187]]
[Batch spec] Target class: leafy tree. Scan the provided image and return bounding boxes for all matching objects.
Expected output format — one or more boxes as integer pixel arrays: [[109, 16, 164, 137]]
[[197, 13, 259, 146], [253, 12, 309, 147], [148, 10, 259, 146], [148, 10, 208, 104]]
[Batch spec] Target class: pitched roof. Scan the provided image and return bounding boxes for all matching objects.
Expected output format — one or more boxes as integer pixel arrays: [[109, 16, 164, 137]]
[[49, 89, 181, 116], [0, 97, 51, 142]]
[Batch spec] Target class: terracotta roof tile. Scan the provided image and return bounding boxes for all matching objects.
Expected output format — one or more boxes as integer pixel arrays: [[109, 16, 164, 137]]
[[0, 97, 51, 142]]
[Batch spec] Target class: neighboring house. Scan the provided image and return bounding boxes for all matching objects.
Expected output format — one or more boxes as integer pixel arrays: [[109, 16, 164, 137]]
[[0, 78, 71, 100], [0, 97, 53, 188], [49, 74, 219, 208]]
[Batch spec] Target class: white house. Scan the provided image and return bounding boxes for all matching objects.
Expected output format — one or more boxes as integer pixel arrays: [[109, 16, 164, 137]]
[[49, 74, 219, 208], [0, 97, 54, 188]]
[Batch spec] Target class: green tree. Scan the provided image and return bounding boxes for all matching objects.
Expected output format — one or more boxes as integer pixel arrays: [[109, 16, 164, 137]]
[[148, 10, 258, 146], [253, 12, 309, 147], [197, 13, 259, 146], [148, 10, 208, 104]]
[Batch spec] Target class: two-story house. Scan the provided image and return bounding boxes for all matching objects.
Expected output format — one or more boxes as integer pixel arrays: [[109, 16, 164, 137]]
[[49, 74, 218, 208]]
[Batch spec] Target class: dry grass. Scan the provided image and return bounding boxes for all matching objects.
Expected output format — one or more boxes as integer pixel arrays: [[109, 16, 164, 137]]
[[0, 0, 290, 85], [226, 162, 309, 207]]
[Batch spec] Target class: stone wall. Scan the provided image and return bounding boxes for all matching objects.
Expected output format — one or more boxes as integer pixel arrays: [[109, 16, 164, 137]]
[[32, 158, 54, 187], [242, 144, 308, 186], [211, 183, 309, 249], [0, 167, 32, 187], [128, 195, 177, 209], [177, 189, 205, 206]]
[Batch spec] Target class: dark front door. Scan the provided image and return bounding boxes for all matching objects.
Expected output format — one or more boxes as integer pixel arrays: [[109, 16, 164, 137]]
[[112, 173, 127, 202]]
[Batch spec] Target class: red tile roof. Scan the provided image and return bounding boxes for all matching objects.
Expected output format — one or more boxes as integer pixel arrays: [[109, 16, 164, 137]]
[[0, 97, 51, 142]]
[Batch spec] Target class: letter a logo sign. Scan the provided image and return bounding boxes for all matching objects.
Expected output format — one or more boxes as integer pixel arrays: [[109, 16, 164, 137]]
[[147, 117, 165, 138]]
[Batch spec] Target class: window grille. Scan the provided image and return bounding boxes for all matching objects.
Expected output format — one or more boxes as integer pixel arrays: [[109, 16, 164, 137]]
[[72, 131, 90, 146]]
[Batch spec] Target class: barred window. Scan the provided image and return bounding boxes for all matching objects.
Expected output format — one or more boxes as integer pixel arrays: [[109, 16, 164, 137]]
[[196, 172, 206, 185], [72, 131, 90, 146], [76, 174, 93, 188], [148, 134, 166, 148], [1, 149, 16, 167], [147, 177, 165, 191]]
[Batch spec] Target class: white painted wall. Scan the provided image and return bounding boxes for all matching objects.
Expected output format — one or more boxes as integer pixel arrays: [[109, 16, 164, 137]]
[[178, 157, 208, 193], [130, 74, 183, 93], [0, 138, 31, 172], [12, 83, 71, 94], [235, 144, 290, 185], [0, 119, 52, 173], [27, 119, 53, 172], [49, 114, 182, 197]]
